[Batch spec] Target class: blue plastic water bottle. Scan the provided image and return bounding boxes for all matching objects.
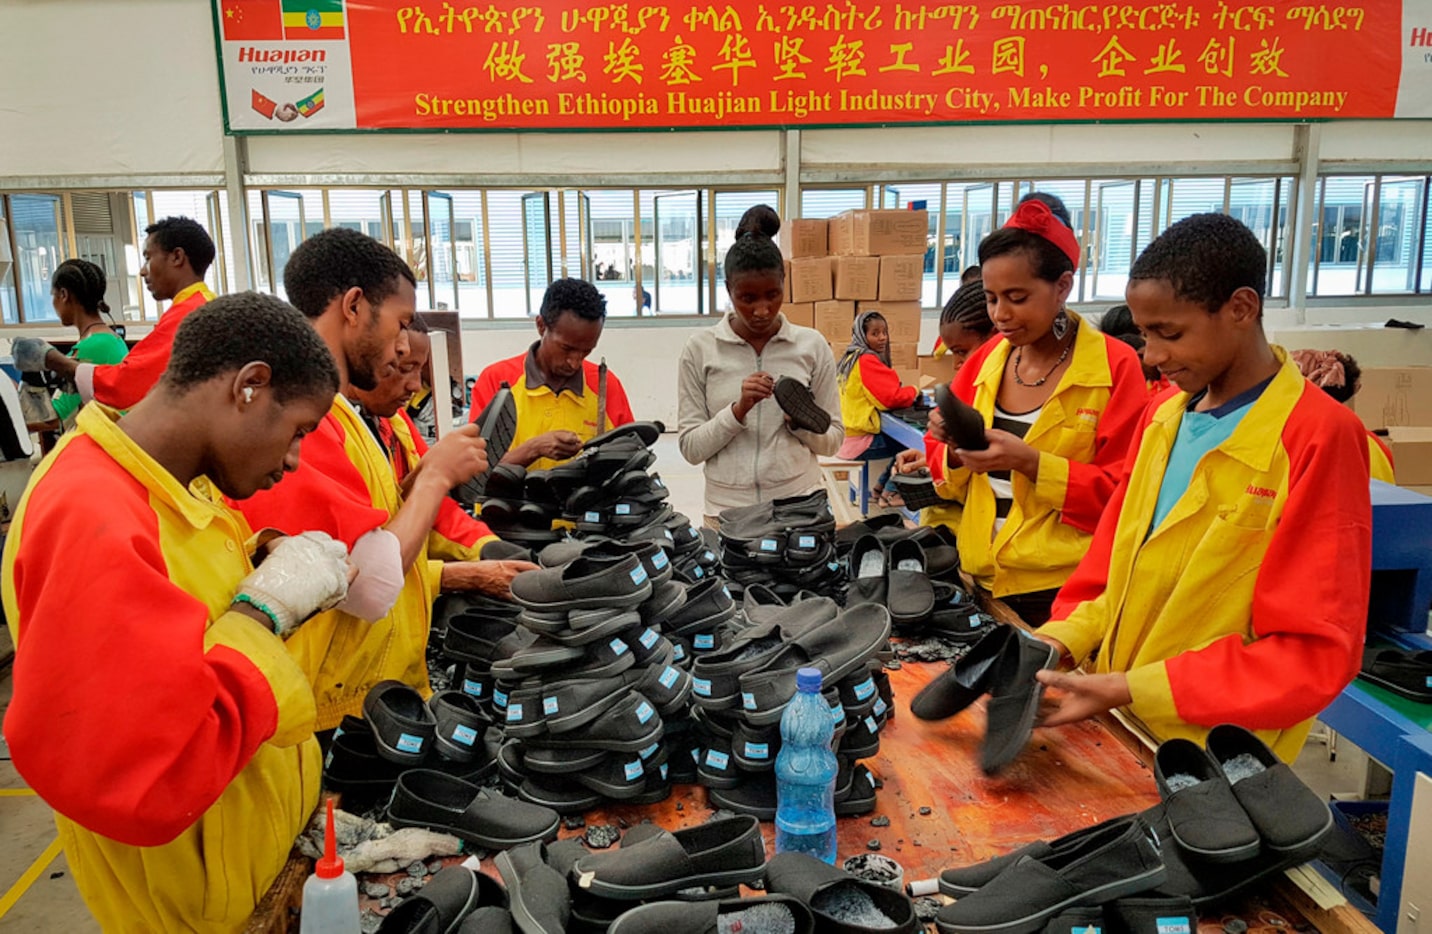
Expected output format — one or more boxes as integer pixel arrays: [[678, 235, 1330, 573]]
[[775, 667, 839, 864]]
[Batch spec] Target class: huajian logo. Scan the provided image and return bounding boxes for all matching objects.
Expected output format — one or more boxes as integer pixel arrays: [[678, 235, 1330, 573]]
[[237, 46, 326, 63], [1245, 484, 1278, 500], [1411, 26, 1432, 46]]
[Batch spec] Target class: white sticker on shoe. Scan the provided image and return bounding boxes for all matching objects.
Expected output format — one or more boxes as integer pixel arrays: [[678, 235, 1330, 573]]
[[852, 677, 876, 701], [640, 628, 660, 649], [585, 511, 602, 523], [640, 742, 660, 759], [630, 565, 649, 586], [742, 692, 757, 710], [705, 749, 730, 769], [864, 716, 878, 734], [744, 742, 769, 759], [693, 677, 712, 696], [616, 504, 632, 515], [760, 539, 779, 552], [694, 633, 715, 650], [1156, 920, 1191, 934], [507, 703, 524, 722], [636, 700, 656, 724], [543, 696, 560, 715], [462, 679, 486, 698], [652, 551, 670, 569], [659, 666, 681, 689], [624, 759, 644, 781], [396, 733, 426, 755], [452, 724, 478, 746], [873, 698, 888, 717], [610, 638, 630, 655], [798, 535, 816, 549]]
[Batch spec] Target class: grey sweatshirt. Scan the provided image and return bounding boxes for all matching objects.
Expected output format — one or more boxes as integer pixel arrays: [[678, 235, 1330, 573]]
[[677, 313, 844, 516]]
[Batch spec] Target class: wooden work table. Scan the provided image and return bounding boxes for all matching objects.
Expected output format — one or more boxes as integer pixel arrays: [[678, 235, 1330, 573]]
[[249, 599, 1380, 934]]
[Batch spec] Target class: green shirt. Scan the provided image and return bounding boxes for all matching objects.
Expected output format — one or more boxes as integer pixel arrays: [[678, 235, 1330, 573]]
[[53, 331, 129, 423]]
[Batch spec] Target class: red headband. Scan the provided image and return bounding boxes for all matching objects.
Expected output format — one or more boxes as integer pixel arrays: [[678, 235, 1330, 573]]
[[1004, 200, 1081, 269]]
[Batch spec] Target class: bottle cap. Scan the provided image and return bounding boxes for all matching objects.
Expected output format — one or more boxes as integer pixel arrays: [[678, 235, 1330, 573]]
[[315, 796, 345, 879], [796, 667, 823, 692]]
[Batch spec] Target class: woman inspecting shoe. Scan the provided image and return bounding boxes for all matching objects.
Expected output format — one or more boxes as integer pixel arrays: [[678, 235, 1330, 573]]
[[677, 205, 843, 527], [915, 199, 1146, 625], [3, 294, 353, 932], [835, 310, 919, 506]]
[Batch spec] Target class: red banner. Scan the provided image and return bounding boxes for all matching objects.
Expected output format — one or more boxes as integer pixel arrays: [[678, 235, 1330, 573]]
[[214, 1, 1428, 132]]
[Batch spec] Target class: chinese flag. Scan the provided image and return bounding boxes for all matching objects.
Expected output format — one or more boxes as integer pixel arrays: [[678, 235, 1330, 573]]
[[252, 89, 278, 119], [221, 0, 282, 41]]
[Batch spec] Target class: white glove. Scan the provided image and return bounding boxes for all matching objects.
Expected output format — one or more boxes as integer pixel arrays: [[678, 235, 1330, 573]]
[[12, 338, 57, 374], [235, 531, 351, 636]]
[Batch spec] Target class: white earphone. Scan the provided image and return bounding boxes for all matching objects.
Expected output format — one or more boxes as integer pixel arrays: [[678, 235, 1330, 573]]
[[243, 387, 255, 403]]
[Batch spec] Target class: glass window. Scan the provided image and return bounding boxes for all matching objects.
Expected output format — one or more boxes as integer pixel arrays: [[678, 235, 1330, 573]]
[[1, 197, 18, 324], [448, 191, 488, 318], [1023, 181, 1090, 300], [1368, 176, 1425, 294], [713, 189, 780, 312], [1312, 175, 1372, 296], [150, 190, 228, 295], [10, 194, 64, 323], [801, 188, 867, 218]]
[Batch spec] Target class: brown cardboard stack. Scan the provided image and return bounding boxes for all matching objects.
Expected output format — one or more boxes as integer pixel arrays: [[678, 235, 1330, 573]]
[[1351, 367, 1432, 491]]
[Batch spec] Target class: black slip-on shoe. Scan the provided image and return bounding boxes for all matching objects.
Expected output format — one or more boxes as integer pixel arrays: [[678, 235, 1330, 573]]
[[364, 679, 439, 765], [378, 865, 507, 934], [517, 773, 604, 815], [666, 578, 736, 630], [480, 463, 528, 502], [837, 763, 878, 816], [429, 690, 494, 763], [981, 631, 1060, 775], [509, 553, 654, 612], [846, 535, 888, 607], [497, 842, 572, 934], [523, 744, 608, 774], [886, 538, 935, 627], [1039, 907, 1105, 934], [443, 615, 522, 666], [457, 907, 517, 934], [608, 895, 815, 934], [546, 610, 646, 648], [533, 675, 630, 734], [572, 752, 653, 799], [572, 815, 767, 901], [773, 375, 833, 433], [764, 851, 919, 934], [1205, 724, 1333, 854], [887, 469, 950, 511], [453, 388, 518, 504], [387, 769, 561, 849], [1357, 646, 1432, 702], [1105, 896, 1195, 934], [708, 771, 778, 818], [910, 624, 1011, 720], [584, 420, 663, 451], [1153, 738, 1261, 863], [933, 383, 988, 452], [731, 719, 781, 771], [524, 690, 663, 753], [695, 733, 742, 788], [322, 727, 404, 813], [934, 817, 1166, 934]]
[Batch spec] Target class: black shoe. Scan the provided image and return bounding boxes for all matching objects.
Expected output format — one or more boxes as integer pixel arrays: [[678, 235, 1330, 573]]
[[980, 631, 1059, 775], [457, 387, 518, 503], [1153, 738, 1260, 863], [387, 770, 561, 849], [764, 851, 919, 934], [497, 842, 572, 934], [933, 384, 987, 451], [363, 680, 438, 765], [1205, 723, 1333, 853], [886, 538, 935, 626], [846, 535, 888, 607], [774, 376, 832, 433], [571, 815, 767, 901], [608, 895, 815, 934]]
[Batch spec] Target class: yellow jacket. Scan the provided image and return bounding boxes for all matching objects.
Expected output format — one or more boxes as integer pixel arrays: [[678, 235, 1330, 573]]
[[929, 316, 1147, 596], [237, 397, 438, 730], [1367, 433, 1395, 484], [3, 405, 319, 932], [1044, 352, 1372, 761], [839, 352, 919, 437]]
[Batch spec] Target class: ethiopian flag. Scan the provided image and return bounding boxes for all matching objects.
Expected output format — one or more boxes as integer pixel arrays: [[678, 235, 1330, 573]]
[[296, 88, 326, 117], [282, 0, 344, 39]]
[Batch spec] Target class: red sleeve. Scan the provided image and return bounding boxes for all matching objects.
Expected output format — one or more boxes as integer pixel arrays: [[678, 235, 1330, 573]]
[[858, 355, 919, 410], [5, 445, 280, 846], [1049, 397, 1161, 621], [603, 372, 636, 427], [1165, 390, 1372, 729], [233, 412, 388, 547], [467, 361, 507, 424], [925, 338, 994, 483], [395, 410, 494, 547], [89, 306, 190, 409], [1055, 338, 1147, 534]]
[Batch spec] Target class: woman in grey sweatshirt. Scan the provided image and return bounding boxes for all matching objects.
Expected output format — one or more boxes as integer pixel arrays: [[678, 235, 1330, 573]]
[[677, 206, 844, 524]]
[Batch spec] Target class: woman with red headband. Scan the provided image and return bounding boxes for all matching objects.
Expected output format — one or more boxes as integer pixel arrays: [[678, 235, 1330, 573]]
[[919, 199, 1147, 624]]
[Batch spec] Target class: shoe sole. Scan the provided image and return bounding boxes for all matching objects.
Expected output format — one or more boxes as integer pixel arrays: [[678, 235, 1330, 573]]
[[934, 864, 1168, 934], [1356, 670, 1432, 703], [496, 849, 566, 934], [527, 723, 663, 754], [512, 588, 651, 613], [980, 642, 1059, 775], [1167, 824, 1262, 863], [773, 378, 832, 433], [453, 391, 517, 503], [387, 809, 560, 851], [575, 863, 766, 901]]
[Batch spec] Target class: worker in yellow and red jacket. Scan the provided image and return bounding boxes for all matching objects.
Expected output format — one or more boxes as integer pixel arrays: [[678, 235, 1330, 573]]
[[921, 199, 1147, 625], [469, 278, 634, 470], [1292, 348, 1396, 484], [237, 229, 531, 733], [3, 295, 351, 932], [18, 217, 218, 411], [836, 310, 919, 503], [351, 318, 520, 567], [1037, 214, 1371, 762]]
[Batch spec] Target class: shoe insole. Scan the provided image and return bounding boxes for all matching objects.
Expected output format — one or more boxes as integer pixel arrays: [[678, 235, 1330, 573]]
[[1221, 753, 1267, 784], [894, 557, 921, 573], [719, 903, 798, 934], [1164, 771, 1201, 793], [811, 884, 897, 929], [858, 550, 884, 578]]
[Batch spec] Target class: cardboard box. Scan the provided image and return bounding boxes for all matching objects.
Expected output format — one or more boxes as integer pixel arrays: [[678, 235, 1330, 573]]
[[1387, 427, 1432, 485], [878, 254, 924, 302], [828, 339, 848, 360], [833, 256, 880, 301], [831, 209, 929, 256], [780, 219, 828, 259], [896, 366, 923, 386], [814, 300, 857, 344], [782, 302, 814, 329], [789, 257, 834, 304], [888, 342, 919, 370], [859, 300, 922, 345], [919, 353, 956, 386], [828, 213, 854, 256], [1353, 367, 1432, 430], [783, 260, 792, 303]]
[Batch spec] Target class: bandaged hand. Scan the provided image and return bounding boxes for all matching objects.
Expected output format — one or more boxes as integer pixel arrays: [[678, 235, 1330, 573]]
[[12, 338, 57, 373], [236, 531, 351, 635]]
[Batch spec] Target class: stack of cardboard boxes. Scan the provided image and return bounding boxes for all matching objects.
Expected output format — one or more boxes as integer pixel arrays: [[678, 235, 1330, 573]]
[[1351, 366, 1432, 491], [779, 209, 928, 386]]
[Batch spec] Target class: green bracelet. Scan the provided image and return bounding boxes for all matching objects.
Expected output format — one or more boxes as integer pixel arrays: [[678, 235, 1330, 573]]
[[234, 593, 283, 635]]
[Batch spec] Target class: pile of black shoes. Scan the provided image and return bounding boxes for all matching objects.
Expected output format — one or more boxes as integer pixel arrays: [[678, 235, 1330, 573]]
[[688, 597, 894, 818], [717, 491, 844, 602], [487, 546, 697, 812]]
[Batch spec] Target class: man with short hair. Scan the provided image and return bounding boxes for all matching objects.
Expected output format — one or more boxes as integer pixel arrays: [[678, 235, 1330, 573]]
[[236, 228, 524, 731], [469, 277, 634, 469], [40, 216, 218, 409]]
